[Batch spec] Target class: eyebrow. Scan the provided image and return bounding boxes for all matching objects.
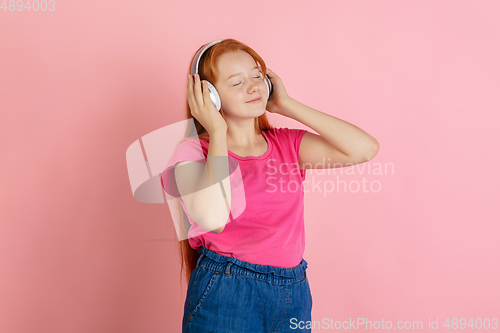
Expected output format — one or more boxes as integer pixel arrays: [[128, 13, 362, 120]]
[[226, 66, 260, 81]]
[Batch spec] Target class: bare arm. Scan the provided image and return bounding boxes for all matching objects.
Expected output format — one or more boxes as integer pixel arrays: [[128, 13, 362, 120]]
[[281, 98, 379, 169], [264, 68, 379, 169], [175, 133, 231, 233]]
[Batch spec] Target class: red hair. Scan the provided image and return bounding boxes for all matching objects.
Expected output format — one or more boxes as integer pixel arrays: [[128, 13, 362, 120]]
[[176, 39, 274, 285]]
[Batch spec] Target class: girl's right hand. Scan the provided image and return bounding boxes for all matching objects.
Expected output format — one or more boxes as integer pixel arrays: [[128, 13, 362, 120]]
[[187, 73, 228, 136]]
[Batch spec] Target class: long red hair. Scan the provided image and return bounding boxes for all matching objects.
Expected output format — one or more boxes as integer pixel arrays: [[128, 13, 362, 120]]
[[176, 38, 274, 285]]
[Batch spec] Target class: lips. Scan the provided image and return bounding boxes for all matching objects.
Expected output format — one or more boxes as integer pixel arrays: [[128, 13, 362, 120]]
[[246, 96, 262, 103]]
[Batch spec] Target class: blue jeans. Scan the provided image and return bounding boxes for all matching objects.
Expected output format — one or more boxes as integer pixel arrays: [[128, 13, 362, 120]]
[[182, 246, 313, 333]]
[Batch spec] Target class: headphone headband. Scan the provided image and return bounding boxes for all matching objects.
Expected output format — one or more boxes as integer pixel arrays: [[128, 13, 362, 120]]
[[190, 39, 225, 76]]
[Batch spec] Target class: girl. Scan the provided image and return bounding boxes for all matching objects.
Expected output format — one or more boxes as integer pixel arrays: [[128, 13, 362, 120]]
[[162, 38, 379, 333]]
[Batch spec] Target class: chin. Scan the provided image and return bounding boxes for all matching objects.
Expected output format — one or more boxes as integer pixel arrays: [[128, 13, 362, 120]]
[[255, 108, 266, 117]]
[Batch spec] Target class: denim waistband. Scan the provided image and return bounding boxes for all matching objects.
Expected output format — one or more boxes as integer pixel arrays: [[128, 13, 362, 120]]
[[196, 246, 308, 283]]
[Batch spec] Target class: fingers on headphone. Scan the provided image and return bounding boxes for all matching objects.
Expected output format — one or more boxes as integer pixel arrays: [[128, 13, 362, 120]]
[[192, 74, 203, 102], [202, 81, 210, 98], [187, 75, 196, 101], [187, 76, 196, 104], [187, 75, 201, 109]]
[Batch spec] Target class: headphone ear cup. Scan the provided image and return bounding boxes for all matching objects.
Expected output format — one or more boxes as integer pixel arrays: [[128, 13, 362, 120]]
[[204, 81, 222, 111], [264, 74, 273, 100]]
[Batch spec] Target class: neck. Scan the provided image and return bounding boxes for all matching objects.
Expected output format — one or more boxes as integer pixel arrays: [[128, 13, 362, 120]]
[[225, 119, 261, 148]]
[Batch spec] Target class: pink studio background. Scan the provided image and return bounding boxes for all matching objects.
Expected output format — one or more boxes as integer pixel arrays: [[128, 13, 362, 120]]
[[1, 1, 499, 332]]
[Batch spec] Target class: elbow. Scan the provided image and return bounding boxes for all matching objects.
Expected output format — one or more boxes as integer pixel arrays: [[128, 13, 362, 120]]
[[206, 218, 227, 233], [366, 141, 379, 161], [192, 214, 228, 234], [210, 225, 225, 233]]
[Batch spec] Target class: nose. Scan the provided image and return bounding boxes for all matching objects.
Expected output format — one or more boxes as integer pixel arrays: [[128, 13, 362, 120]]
[[247, 79, 261, 93]]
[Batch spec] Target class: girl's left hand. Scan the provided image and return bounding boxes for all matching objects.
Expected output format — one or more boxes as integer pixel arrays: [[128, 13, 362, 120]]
[[265, 68, 293, 114]]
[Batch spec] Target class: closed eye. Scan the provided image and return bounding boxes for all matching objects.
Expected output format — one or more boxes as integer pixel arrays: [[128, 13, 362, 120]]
[[232, 74, 263, 86]]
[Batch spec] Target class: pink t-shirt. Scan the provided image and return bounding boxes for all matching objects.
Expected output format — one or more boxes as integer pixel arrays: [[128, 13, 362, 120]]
[[161, 127, 308, 268]]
